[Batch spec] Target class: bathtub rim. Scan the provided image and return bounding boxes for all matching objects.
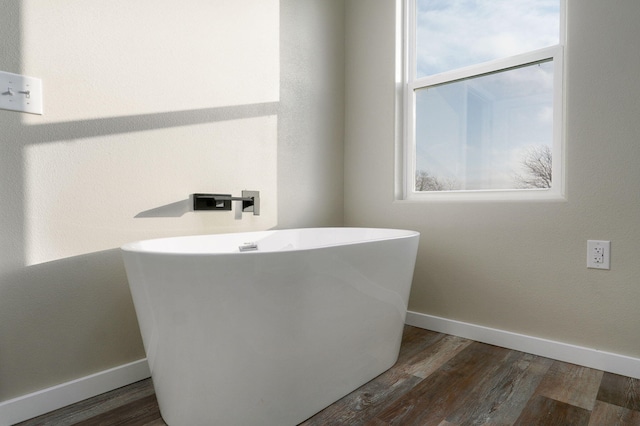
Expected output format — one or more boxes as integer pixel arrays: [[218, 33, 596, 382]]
[[120, 227, 420, 255]]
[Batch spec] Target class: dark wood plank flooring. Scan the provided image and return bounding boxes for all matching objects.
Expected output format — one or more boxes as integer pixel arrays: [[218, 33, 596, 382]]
[[16, 325, 640, 425]]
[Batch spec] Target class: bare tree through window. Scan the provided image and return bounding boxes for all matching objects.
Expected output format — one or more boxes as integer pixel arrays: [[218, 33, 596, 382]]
[[415, 170, 458, 191], [514, 145, 552, 189]]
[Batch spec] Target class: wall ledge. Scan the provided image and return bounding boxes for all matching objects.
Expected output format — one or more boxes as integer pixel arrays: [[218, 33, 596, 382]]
[[406, 311, 640, 380], [0, 359, 150, 426]]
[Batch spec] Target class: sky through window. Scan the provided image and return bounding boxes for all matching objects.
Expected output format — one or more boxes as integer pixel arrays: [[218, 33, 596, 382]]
[[412, 0, 561, 192], [416, 0, 560, 77]]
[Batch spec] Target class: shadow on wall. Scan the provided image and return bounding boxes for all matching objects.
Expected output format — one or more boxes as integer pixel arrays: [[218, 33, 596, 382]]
[[135, 199, 191, 218], [0, 100, 280, 401], [20, 103, 280, 144], [0, 98, 282, 403], [0, 249, 143, 401], [20, 102, 278, 221], [0, 0, 288, 405]]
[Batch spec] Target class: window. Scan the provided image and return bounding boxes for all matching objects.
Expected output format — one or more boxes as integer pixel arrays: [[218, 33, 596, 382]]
[[403, 0, 564, 199]]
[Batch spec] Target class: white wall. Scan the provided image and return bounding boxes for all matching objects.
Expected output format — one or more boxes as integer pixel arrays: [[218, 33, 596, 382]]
[[279, 0, 345, 227], [0, 0, 344, 403], [345, 0, 640, 359]]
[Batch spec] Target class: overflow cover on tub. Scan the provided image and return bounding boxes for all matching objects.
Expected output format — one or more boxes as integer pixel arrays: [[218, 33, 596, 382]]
[[239, 242, 258, 252]]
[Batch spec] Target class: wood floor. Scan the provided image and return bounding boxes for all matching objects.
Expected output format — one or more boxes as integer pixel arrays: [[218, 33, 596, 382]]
[[16, 325, 640, 425]]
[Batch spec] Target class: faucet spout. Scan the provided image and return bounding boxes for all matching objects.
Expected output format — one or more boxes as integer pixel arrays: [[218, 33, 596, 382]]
[[192, 191, 260, 215]]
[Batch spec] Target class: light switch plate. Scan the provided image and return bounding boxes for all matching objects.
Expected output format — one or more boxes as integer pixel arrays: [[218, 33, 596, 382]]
[[0, 70, 43, 115]]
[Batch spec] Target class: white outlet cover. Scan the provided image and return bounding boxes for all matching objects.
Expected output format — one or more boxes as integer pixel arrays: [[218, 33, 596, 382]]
[[587, 240, 610, 270]]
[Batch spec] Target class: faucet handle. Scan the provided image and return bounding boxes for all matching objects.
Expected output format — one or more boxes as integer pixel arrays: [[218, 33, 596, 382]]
[[241, 190, 260, 215]]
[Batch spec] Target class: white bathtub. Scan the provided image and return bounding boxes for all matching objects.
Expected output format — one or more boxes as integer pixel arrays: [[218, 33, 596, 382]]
[[121, 227, 420, 425]]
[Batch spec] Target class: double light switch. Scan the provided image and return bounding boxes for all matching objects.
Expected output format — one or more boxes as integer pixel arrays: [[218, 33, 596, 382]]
[[0, 70, 43, 115]]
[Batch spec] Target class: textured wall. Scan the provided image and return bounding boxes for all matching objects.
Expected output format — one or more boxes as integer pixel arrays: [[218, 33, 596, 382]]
[[279, 0, 345, 228], [344, 0, 640, 359], [0, 0, 344, 402]]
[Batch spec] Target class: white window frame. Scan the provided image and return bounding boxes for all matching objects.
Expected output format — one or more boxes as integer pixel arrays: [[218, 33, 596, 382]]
[[400, 0, 566, 202]]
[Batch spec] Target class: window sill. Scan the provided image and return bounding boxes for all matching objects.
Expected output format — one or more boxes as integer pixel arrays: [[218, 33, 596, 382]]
[[398, 188, 566, 203]]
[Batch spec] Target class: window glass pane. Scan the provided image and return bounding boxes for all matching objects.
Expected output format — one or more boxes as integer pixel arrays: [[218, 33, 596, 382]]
[[416, 0, 560, 77], [415, 60, 554, 191]]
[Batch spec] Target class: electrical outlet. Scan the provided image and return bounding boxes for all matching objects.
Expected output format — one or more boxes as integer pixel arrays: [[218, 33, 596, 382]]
[[587, 240, 610, 270]]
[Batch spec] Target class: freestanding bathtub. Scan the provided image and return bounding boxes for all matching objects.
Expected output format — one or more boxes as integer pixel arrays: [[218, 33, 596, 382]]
[[121, 227, 419, 425]]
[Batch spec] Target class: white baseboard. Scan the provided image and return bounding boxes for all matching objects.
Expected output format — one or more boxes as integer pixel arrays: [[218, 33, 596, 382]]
[[406, 311, 640, 380], [3, 314, 640, 425], [0, 359, 150, 426]]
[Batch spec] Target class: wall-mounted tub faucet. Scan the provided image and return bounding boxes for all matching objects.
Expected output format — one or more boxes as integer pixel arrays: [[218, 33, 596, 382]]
[[193, 190, 260, 215]]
